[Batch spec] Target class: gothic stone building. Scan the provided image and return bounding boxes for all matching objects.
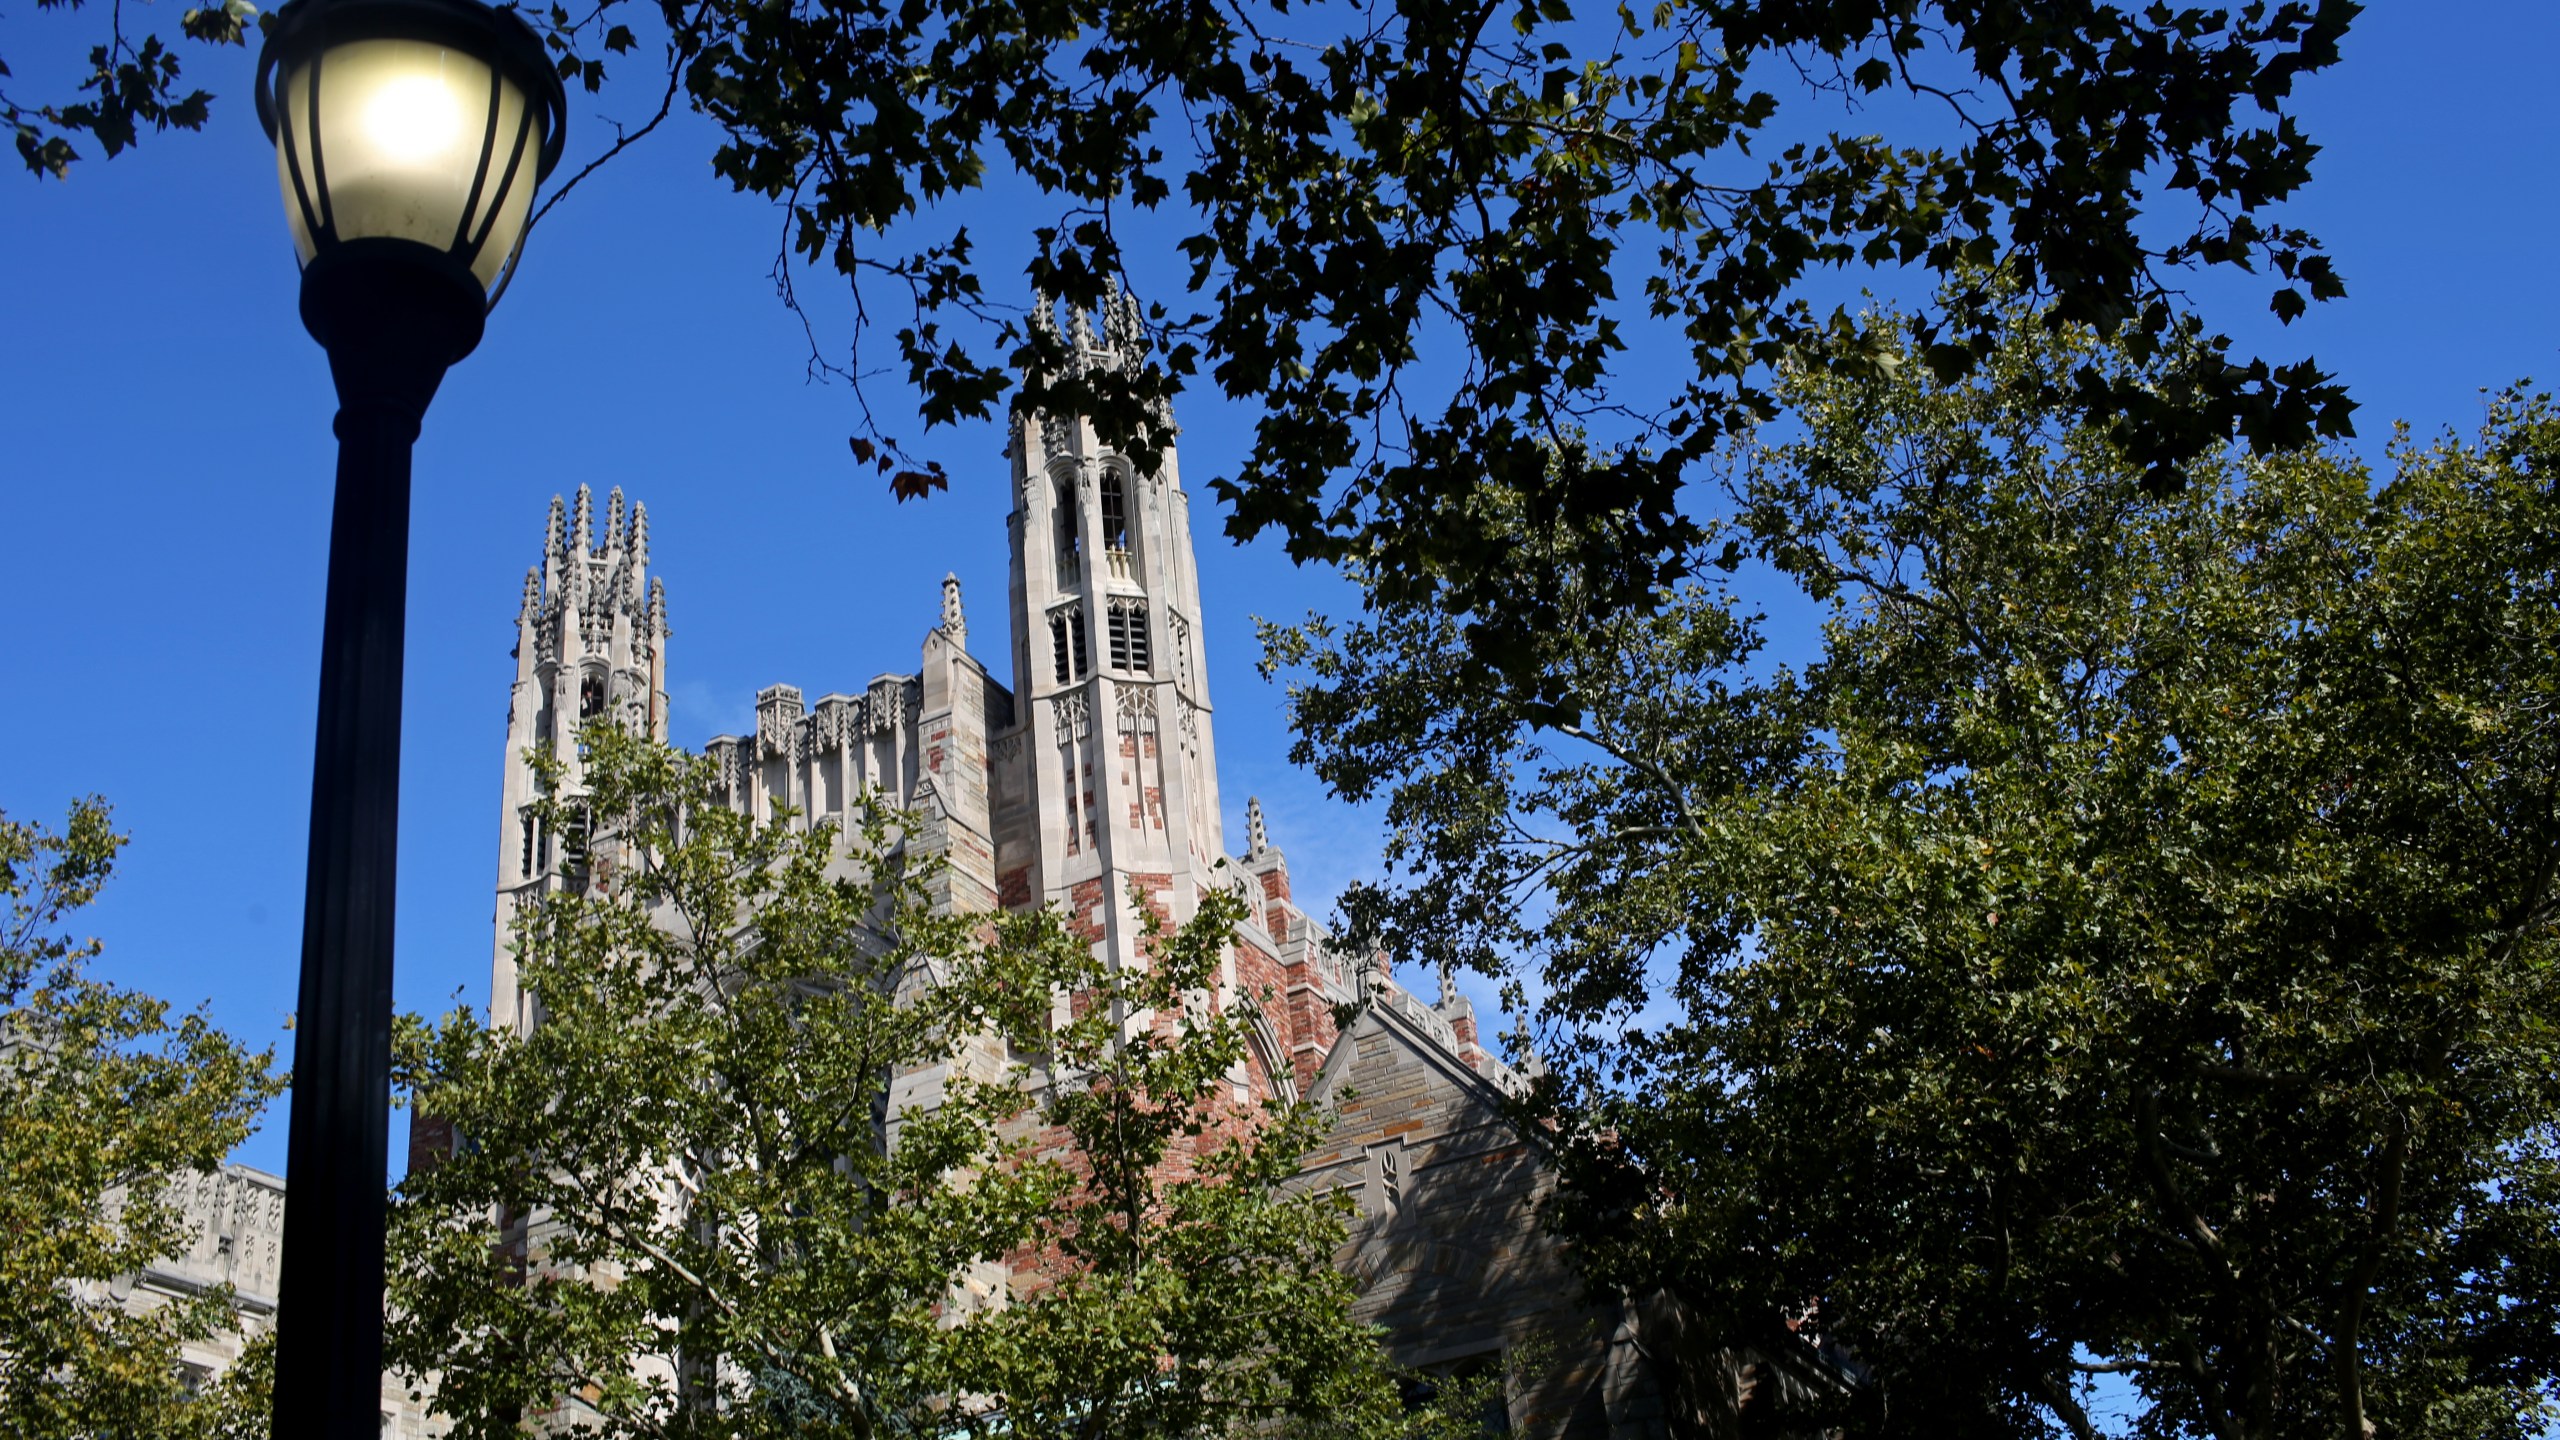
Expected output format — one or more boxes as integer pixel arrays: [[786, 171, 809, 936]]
[[92, 1162, 446, 1437], [479, 292, 1673, 1437]]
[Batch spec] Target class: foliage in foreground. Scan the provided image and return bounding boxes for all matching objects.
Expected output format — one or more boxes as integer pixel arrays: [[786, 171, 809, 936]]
[[387, 725, 1438, 1439], [19, 0, 2358, 681], [1267, 300, 2560, 1438], [0, 799, 283, 1440]]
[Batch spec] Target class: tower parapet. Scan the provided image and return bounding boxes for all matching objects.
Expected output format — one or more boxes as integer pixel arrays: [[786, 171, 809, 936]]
[[1026, 278, 1162, 386]]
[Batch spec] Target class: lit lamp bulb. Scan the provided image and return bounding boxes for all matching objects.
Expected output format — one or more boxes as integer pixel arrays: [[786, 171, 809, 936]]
[[267, 32, 550, 298], [362, 69, 466, 162]]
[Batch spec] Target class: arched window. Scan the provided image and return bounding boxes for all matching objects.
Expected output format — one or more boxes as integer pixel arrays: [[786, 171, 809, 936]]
[[1100, 471, 1135, 580], [1100, 470, 1130, 552], [1054, 473, 1081, 584]]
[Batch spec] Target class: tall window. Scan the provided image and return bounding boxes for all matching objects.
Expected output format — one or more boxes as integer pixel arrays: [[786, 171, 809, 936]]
[[1107, 599, 1151, 674], [1051, 604, 1089, 683], [1099, 470, 1130, 552], [1054, 474, 1081, 584]]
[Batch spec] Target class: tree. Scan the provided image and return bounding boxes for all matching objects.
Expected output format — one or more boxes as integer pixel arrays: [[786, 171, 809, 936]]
[[17, 0, 2358, 669], [1263, 297, 2560, 1438], [0, 798, 285, 1440], [386, 725, 1439, 1439]]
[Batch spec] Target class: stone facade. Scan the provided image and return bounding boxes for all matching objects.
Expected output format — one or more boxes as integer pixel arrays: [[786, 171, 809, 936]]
[[102, 1163, 444, 1437], [480, 286, 1665, 1434]]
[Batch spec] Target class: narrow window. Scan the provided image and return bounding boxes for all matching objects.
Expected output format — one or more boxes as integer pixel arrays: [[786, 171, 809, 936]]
[[1107, 605, 1132, 671], [1054, 474, 1081, 584], [1126, 602, 1150, 672], [1100, 470, 1130, 552], [580, 669, 606, 719], [1051, 605, 1088, 682]]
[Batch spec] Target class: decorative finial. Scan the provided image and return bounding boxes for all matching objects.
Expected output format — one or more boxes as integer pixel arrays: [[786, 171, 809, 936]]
[[1436, 960, 1457, 1010], [940, 572, 966, 647], [573, 485, 594, 556], [649, 575, 667, 630], [605, 487, 626, 553], [1245, 796, 1268, 857], [1103, 277, 1144, 360], [519, 567, 540, 624], [545, 494, 566, 557], [630, 502, 649, 569]]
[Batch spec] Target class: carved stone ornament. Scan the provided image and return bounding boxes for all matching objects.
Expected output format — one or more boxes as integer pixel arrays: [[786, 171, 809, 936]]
[[708, 736, 748, 798], [1041, 413, 1078, 469], [756, 685, 806, 758], [813, 696, 860, 752], [867, 676, 907, 734], [989, 730, 1024, 765], [1116, 684, 1158, 730], [1051, 691, 1091, 745]]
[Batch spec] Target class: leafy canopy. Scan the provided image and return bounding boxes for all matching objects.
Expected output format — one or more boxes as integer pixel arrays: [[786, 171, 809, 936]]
[[1264, 298, 2560, 1438], [0, 799, 283, 1440], [388, 725, 1442, 1440], [18, 0, 2358, 683]]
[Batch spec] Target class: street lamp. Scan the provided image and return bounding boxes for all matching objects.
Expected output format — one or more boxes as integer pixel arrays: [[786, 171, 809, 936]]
[[254, 1, 563, 1434]]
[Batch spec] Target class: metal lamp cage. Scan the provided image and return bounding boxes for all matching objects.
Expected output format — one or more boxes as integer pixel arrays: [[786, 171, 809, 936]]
[[254, 0, 568, 316]]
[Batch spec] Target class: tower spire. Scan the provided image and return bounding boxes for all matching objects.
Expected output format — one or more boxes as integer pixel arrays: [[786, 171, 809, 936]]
[[941, 572, 966, 651]]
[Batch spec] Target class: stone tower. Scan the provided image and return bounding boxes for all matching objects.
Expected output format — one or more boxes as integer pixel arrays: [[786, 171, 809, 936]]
[[488, 483, 669, 1033], [998, 281, 1230, 994]]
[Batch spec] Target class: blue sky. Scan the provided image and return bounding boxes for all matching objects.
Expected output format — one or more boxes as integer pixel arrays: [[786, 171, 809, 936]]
[[3, 2, 2556, 1178]]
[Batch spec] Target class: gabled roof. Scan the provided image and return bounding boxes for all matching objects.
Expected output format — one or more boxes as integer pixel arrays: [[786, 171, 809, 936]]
[[1306, 983, 1518, 1120]]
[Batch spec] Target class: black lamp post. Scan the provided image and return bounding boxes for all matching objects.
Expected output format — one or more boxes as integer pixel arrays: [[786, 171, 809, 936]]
[[254, 3, 562, 1435]]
